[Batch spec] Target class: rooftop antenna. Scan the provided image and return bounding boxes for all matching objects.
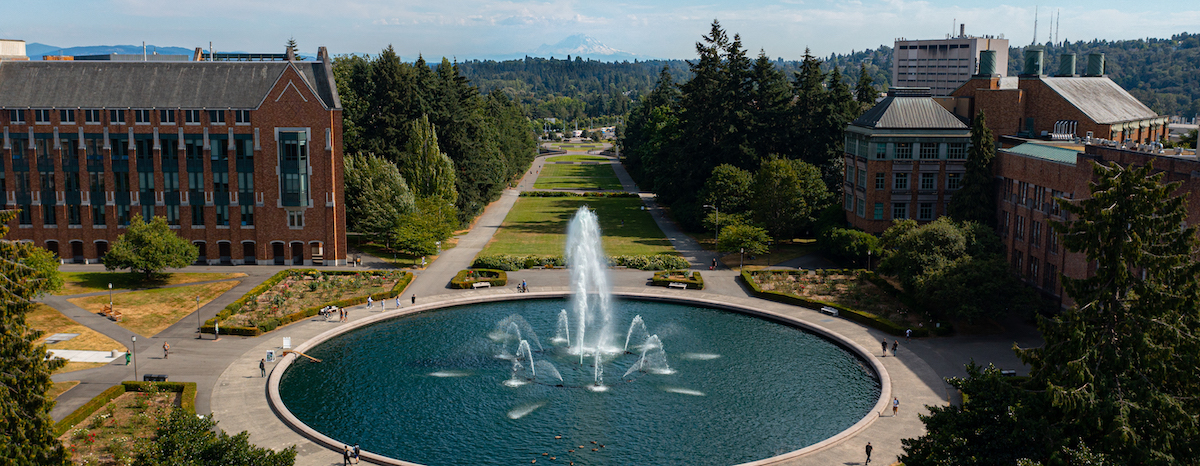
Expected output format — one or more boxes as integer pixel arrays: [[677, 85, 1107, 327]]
[[1032, 5, 1038, 46], [1055, 9, 1060, 46]]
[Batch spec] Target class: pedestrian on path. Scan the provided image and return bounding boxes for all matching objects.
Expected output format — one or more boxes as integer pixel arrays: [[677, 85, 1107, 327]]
[[892, 397, 900, 416], [865, 442, 873, 464], [396, 296, 401, 309], [344, 308, 350, 322], [353, 444, 361, 464], [906, 328, 912, 342], [711, 258, 717, 270], [343, 445, 351, 466], [163, 342, 169, 359], [367, 296, 373, 309], [881, 340, 888, 357], [892, 340, 898, 357], [412, 294, 416, 304], [259, 359, 266, 377]]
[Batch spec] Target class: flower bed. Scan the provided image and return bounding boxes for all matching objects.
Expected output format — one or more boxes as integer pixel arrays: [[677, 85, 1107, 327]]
[[202, 269, 412, 336], [741, 269, 940, 337], [450, 269, 509, 289], [651, 270, 704, 289], [54, 381, 196, 465]]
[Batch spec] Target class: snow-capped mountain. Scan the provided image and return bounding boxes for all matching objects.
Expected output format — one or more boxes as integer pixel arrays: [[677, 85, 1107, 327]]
[[530, 35, 642, 61]]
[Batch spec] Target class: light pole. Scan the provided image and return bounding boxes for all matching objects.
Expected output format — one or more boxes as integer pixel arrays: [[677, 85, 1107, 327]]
[[867, 250, 872, 271], [108, 282, 113, 312], [130, 336, 138, 382], [767, 240, 773, 268], [196, 295, 202, 339], [740, 247, 745, 270]]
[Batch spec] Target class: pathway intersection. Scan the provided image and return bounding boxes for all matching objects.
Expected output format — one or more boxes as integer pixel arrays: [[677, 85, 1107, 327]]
[[41, 142, 1041, 465]]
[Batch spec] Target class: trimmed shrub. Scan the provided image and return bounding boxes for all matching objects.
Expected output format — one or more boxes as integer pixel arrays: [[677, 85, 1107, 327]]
[[651, 270, 704, 290], [519, 191, 638, 198], [473, 254, 565, 271], [609, 254, 690, 270], [54, 384, 126, 436], [740, 269, 934, 338], [450, 269, 509, 289], [120, 381, 198, 415]]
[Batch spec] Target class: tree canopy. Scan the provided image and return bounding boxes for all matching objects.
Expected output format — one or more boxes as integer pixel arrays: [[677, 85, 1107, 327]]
[[343, 152, 416, 248], [102, 216, 199, 279], [0, 209, 68, 463], [133, 410, 295, 466], [947, 110, 997, 227]]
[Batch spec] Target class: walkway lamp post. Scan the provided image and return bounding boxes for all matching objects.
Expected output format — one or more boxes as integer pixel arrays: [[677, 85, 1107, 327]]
[[130, 336, 138, 382], [108, 282, 113, 311], [196, 295, 202, 339], [867, 250, 872, 271]]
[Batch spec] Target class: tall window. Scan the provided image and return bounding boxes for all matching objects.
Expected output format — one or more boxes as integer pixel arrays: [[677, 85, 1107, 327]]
[[134, 109, 151, 124], [34, 109, 51, 124], [238, 172, 254, 194], [856, 198, 865, 217], [92, 205, 106, 226], [873, 203, 884, 220], [918, 202, 934, 220], [191, 206, 204, 226], [1015, 215, 1026, 240], [159, 109, 176, 125], [947, 143, 966, 159], [43, 206, 56, 226], [235, 110, 251, 124], [109, 110, 126, 125], [212, 172, 229, 193], [287, 210, 305, 228], [138, 172, 155, 192], [84, 109, 101, 124], [874, 172, 885, 190], [920, 173, 937, 190], [1048, 229, 1058, 253], [207, 110, 225, 125], [215, 205, 229, 226], [141, 205, 154, 221], [9, 109, 25, 123], [90, 172, 105, 192], [856, 168, 866, 188], [919, 143, 939, 159], [875, 143, 887, 159], [946, 172, 962, 190], [59, 109, 76, 124], [893, 172, 909, 190], [279, 132, 309, 207], [1031, 221, 1041, 247], [184, 110, 201, 124], [189, 172, 205, 193], [894, 143, 912, 159], [117, 205, 131, 225], [166, 205, 180, 225], [240, 205, 254, 226], [163, 172, 179, 192], [892, 203, 908, 220], [1045, 264, 1057, 290]]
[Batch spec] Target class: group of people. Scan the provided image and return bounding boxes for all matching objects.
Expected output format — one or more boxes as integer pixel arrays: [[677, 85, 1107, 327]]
[[343, 444, 360, 464], [319, 305, 345, 322], [517, 280, 529, 293]]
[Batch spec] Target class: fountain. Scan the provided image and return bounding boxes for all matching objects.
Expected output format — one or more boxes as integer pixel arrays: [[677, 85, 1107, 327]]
[[276, 205, 883, 466]]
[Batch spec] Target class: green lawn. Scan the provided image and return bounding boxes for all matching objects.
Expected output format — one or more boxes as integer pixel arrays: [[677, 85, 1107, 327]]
[[533, 163, 623, 190], [482, 197, 676, 256], [56, 272, 246, 296], [546, 155, 611, 163]]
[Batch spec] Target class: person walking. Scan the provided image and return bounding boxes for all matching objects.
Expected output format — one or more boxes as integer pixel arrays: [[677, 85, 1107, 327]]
[[865, 442, 873, 464], [259, 359, 266, 377], [892, 340, 898, 357], [881, 340, 888, 357], [905, 328, 912, 342], [892, 397, 900, 416], [162, 342, 169, 359], [367, 296, 373, 309], [411, 294, 416, 305], [396, 296, 401, 309], [353, 444, 361, 464], [343, 445, 351, 466]]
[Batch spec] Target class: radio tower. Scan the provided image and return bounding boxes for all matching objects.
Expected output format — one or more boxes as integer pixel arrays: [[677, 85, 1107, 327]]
[[1032, 6, 1039, 46]]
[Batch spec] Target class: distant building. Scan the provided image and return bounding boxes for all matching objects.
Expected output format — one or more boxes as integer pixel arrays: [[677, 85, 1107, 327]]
[[892, 26, 1008, 97], [73, 53, 188, 62], [0, 39, 28, 61], [947, 49, 1169, 143], [0, 46, 347, 266], [842, 87, 971, 234]]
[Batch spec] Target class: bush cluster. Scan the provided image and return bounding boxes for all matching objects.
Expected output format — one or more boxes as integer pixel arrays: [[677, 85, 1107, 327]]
[[53, 381, 199, 436], [650, 270, 705, 289], [473, 254, 565, 271], [609, 254, 690, 270], [450, 269, 509, 289], [519, 191, 639, 198]]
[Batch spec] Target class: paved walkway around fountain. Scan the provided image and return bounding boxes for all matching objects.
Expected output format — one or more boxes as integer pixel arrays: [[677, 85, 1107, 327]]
[[40, 144, 1043, 465]]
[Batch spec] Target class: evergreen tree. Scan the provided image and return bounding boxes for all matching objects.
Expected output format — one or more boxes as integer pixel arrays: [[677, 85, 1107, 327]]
[[400, 114, 457, 204], [102, 216, 199, 279], [0, 209, 68, 463], [748, 51, 795, 159], [790, 48, 827, 166], [343, 153, 416, 248], [1018, 161, 1200, 463], [947, 110, 997, 227], [855, 62, 880, 111]]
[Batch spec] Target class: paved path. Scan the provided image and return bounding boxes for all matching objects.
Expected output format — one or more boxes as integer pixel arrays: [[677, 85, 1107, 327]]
[[37, 146, 1043, 466]]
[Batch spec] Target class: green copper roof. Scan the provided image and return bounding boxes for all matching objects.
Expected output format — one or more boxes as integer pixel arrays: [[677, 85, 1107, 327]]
[[1003, 143, 1080, 164]]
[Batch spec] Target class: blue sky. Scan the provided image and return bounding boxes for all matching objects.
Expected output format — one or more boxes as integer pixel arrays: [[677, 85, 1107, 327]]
[[2, 0, 1196, 60]]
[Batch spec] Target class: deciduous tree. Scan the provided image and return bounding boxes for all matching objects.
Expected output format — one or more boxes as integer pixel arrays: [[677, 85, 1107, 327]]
[[102, 216, 198, 279], [134, 409, 295, 466]]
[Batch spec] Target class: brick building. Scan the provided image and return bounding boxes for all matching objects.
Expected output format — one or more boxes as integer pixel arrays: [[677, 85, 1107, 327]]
[[995, 142, 1200, 306], [0, 47, 346, 266], [842, 87, 971, 234], [947, 49, 1169, 144]]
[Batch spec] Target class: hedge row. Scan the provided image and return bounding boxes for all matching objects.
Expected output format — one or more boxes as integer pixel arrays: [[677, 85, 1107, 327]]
[[450, 269, 509, 289], [651, 271, 705, 290], [473, 254, 565, 271], [120, 381, 198, 415], [519, 191, 639, 198], [740, 269, 933, 338], [472, 253, 690, 271], [201, 269, 300, 336], [202, 270, 413, 336], [54, 384, 126, 436]]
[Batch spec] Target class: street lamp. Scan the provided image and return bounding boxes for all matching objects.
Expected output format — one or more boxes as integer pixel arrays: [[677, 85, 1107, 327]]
[[108, 282, 113, 312], [867, 249, 872, 271], [130, 336, 138, 382], [196, 295, 202, 339]]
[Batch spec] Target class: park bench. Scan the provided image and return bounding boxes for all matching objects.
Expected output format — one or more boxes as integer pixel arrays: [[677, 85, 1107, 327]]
[[101, 304, 122, 322], [667, 282, 688, 290], [820, 306, 839, 317], [472, 281, 493, 289]]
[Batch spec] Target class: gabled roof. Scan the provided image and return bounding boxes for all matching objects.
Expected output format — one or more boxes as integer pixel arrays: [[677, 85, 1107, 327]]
[[1003, 142, 1080, 164], [1039, 77, 1156, 124], [851, 88, 969, 130], [0, 61, 340, 110]]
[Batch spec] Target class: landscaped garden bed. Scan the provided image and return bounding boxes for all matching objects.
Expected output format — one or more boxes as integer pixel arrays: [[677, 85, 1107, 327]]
[[450, 269, 508, 289], [742, 269, 948, 337], [55, 381, 195, 465], [651, 270, 704, 289], [203, 269, 412, 336]]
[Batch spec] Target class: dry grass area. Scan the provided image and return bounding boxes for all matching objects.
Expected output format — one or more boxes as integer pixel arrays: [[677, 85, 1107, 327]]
[[59, 390, 180, 465], [48, 380, 80, 400], [69, 281, 241, 337], [56, 362, 109, 374], [29, 304, 123, 352], [753, 270, 915, 324], [219, 271, 403, 328], [56, 272, 246, 296]]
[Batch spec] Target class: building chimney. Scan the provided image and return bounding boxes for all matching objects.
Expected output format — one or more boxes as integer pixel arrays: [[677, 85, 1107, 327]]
[[1022, 47, 1044, 76], [1085, 52, 1105, 77], [1057, 53, 1076, 77], [960, 24, 965, 38], [976, 50, 998, 76], [286, 46, 295, 61]]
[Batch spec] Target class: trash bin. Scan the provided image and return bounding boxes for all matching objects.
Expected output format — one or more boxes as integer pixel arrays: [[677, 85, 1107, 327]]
[[143, 374, 168, 382]]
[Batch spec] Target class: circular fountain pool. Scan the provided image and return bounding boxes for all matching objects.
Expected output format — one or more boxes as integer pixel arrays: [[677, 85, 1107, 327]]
[[277, 297, 881, 466]]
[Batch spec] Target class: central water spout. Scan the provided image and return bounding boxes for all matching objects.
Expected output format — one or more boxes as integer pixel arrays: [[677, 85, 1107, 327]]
[[565, 206, 614, 360]]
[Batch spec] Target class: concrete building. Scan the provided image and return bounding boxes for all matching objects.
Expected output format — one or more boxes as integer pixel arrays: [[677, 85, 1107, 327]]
[[947, 49, 1169, 144], [0, 39, 28, 61], [842, 87, 971, 234], [0, 47, 346, 266], [892, 26, 1008, 97]]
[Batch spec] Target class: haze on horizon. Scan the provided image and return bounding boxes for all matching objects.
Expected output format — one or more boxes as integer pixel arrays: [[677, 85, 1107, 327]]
[[2, 0, 1197, 60]]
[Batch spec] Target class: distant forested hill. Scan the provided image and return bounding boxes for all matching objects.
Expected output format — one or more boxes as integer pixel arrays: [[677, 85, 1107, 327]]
[[453, 32, 1198, 119]]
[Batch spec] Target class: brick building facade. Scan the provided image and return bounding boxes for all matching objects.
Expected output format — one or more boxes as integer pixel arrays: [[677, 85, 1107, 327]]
[[0, 47, 346, 266]]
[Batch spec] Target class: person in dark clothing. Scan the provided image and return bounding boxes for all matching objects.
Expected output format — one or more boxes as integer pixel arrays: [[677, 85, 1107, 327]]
[[411, 294, 416, 304], [881, 340, 887, 357], [343, 445, 351, 465], [259, 359, 266, 377], [865, 442, 873, 463], [892, 340, 898, 356]]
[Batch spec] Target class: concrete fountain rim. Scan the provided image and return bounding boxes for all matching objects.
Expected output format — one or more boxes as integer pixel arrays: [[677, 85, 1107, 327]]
[[266, 290, 892, 466]]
